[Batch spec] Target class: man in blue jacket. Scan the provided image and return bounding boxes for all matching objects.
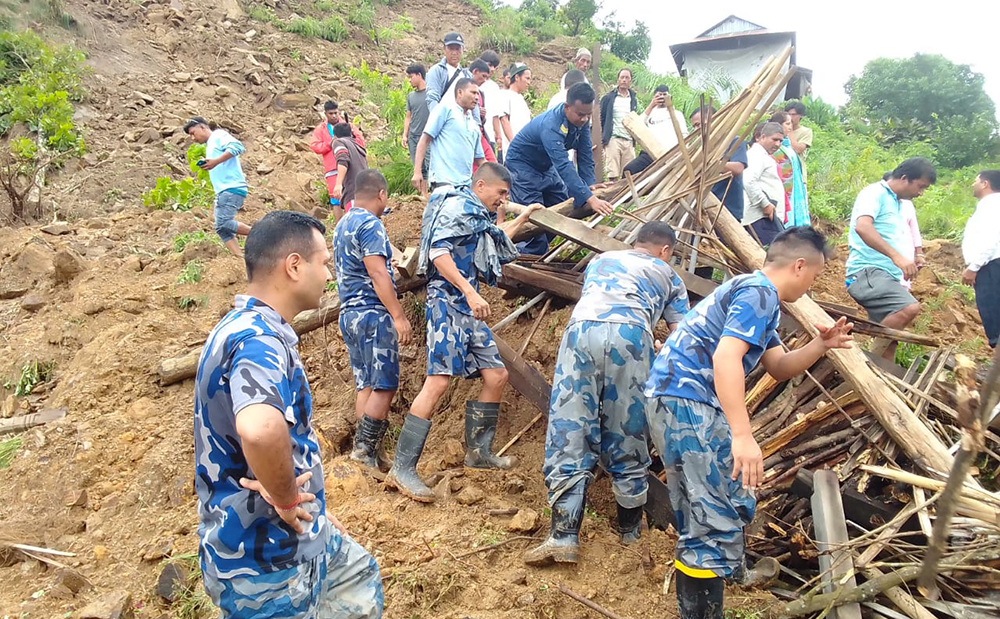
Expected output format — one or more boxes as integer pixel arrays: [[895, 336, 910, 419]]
[[504, 82, 614, 255]]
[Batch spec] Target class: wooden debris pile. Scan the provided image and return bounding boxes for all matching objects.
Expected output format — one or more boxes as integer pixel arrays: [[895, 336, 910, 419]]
[[499, 49, 1000, 618]]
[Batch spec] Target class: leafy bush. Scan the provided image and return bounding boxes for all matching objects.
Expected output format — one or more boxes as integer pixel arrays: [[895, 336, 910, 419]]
[[177, 261, 204, 285], [478, 8, 537, 55], [603, 19, 651, 64], [143, 144, 214, 211], [283, 16, 348, 42], [0, 437, 22, 469], [349, 61, 416, 196]]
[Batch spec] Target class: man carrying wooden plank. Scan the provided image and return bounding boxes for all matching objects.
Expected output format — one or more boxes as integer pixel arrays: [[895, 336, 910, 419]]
[[504, 82, 614, 255], [523, 222, 689, 566], [332, 170, 413, 471], [386, 163, 542, 502], [194, 211, 383, 618], [644, 227, 853, 619]]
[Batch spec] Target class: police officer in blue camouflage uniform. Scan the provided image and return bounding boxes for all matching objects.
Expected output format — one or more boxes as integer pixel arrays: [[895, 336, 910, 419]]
[[643, 227, 853, 619], [333, 170, 413, 471], [385, 163, 542, 502], [503, 82, 615, 255], [523, 222, 689, 567], [194, 211, 383, 618]]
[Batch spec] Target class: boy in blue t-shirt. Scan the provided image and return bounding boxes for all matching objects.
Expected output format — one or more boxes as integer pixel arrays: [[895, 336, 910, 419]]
[[184, 117, 253, 257], [644, 226, 853, 619], [524, 222, 688, 567], [332, 170, 413, 469]]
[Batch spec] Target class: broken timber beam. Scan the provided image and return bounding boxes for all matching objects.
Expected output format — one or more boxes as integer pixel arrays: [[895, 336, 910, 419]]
[[516, 205, 718, 300], [626, 104, 957, 478], [494, 334, 552, 415], [811, 470, 863, 619], [0, 408, 67, 436], [502, 263, 581, 302]]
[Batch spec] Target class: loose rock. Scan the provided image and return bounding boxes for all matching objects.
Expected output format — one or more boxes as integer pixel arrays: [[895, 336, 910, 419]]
[[508, 508, 540, 532], [455, 485, 485, 506], [41, 221, 72, 236], [52, 248, 87, 283], [20, 293, 47, 312], [79, 589, 132, 619], [156, 562, 190, 603]]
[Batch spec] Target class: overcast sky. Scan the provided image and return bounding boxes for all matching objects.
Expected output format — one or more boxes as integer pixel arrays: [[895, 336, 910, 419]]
[[510, 1, 1000, 113]]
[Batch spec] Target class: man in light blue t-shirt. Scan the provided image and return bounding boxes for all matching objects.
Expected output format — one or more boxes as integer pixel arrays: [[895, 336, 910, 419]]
[[410, 78, 485, 196], [185, 117, 253, 256], [845, 157, 935, 358]]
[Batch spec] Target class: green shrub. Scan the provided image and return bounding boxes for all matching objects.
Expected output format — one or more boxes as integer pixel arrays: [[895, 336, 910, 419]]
[[143, 144, 214, 211], [477, 10, 537, 55], [172, 230, 218, 252], [283, 16, 348, 42], [3, 360, 55, 396], [177, 261, 203, 285]]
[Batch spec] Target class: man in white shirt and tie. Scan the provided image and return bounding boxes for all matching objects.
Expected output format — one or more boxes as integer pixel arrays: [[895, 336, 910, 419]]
[[962, 169, 1000, 348]]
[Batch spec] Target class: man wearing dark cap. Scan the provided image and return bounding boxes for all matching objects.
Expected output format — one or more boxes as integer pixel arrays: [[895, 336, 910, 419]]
[[426, 31, 479, 122]]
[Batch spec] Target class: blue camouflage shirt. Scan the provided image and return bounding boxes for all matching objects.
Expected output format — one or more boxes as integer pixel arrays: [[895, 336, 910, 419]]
[[570, 250, 689, 335], [333, 207, 394, 312], [194, 296, 330, 579], [428, 230, 479, 316], [644, 271, 782, 408]]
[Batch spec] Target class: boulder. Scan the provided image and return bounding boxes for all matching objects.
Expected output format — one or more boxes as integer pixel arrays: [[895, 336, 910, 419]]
[[20, 293, 46, 312], [156, 562, 189, 603], [273, 93, 319, 111], [41, 221, 72, 236]]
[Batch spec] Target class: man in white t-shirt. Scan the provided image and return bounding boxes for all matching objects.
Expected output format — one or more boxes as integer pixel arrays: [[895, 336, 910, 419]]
[[623, 84, 688, 177], [547, 69, 588, 163], [478, 50, 502, 147], [497, 62, 532, 155]]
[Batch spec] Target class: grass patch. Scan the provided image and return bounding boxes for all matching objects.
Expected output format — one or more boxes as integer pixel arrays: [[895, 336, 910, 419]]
[[177, 261, 203, 285], [177, 296, 208, 311], [0, 436, 23, 468], [163, 553, 215, 619], [247, 2, 348, 42], [172, 230, 218, 253], [3, 360, 55, 396]]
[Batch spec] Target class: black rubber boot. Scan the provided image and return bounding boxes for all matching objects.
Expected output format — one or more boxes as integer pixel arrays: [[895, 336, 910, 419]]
[[464, 401, 516, 469], [523, 481, 587, 566], [385, 414, 435, 503], [616, 503, 643, 546], [350, 415, 388, 470], [676, 571, 724, 619]]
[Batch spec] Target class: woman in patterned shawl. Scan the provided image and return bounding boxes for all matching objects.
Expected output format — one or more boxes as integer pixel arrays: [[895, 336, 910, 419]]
[[769, 111, 810, 226]]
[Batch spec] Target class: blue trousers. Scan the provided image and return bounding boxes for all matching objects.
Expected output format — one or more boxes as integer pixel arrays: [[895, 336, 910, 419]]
[[507, 158, 570, 256], [542, 321, 653, 508]]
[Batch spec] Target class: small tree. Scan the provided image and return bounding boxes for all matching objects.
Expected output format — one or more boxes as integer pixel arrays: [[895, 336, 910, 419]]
[[559, 0, 598, 36], [605, 20, 651, 64]]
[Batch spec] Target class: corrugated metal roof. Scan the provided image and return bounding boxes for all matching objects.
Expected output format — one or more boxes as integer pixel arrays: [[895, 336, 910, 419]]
[[698, 15, 767, 39]]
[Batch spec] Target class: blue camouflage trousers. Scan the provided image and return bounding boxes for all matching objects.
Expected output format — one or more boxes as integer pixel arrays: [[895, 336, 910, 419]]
[[339, 308, 400, 391], [202, 527, 384, 619], [645, 395, 756, 579], [425, 297, 504, 378], [542, 320, 653, 508]]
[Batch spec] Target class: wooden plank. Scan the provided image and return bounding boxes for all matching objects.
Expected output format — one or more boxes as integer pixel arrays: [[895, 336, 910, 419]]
[[502, 263, 581, 302], [816, 301, 939, 348], [522, 206, 718, 299], [590, 42, 604, 184], [494, 333, 552, 415], [811, 470, 863, 619], [0, 408, 67, 435]]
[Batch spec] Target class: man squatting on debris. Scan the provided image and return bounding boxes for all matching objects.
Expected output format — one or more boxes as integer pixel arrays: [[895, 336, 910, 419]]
[[194, 211, 383, 618], [385, 163, 543, 502], [524, 222, 690, 566], [644, 226, 854, 619]]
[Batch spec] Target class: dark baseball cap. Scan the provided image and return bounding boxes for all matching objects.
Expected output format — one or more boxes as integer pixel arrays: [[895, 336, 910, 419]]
[[443, 32, 464, 47], [509, 62, 529, 78]]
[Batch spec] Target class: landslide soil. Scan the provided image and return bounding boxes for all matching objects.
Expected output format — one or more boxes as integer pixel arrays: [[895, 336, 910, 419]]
[[0, 2, 988, 618]]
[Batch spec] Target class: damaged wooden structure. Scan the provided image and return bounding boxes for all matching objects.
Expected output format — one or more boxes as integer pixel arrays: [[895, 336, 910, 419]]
[[154, 48, 1000, 617]]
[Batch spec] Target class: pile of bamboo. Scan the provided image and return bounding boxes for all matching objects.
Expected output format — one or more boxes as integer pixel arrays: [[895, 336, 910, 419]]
[[499, 49, 1000, 618]]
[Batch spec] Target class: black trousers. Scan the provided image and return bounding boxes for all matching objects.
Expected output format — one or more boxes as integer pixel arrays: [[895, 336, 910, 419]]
[[975, 258, 1000, 348], [623, 151, 654, 177]]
